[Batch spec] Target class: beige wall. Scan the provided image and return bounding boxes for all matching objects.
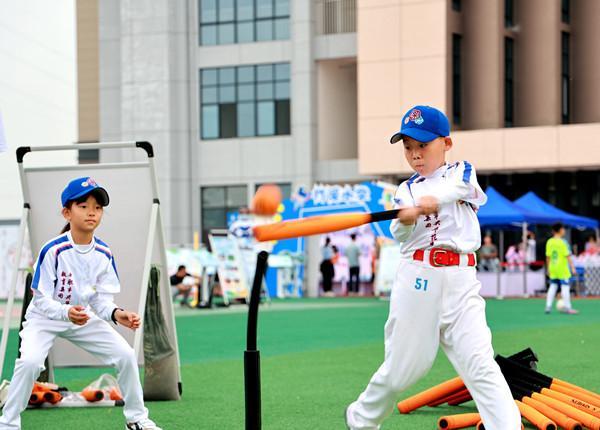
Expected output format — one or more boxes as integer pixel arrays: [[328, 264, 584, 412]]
[[360, 123, 600, 176], [572, 0, 600, 123], [76, 0, 99, 142], [357, 0, 448, 175], [514, 0, 561, 126], [317, 59, 358, 160], [462, 0, 503, 129]]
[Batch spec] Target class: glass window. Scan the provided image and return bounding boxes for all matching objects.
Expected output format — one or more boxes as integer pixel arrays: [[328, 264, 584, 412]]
[[200, 0, 218, 23], [200, 63, 290, 139], [219, 103, 237, 138], [256, 0, 274, 18], [200, 25, 218, 45], [275, 100, 290, 135], [275, 0, 289, 17], [237, 83, 254, 101], [218, 23, 235, 44], [237, 66, 254, 83], [256, 64, 273, 82], [200, 0, 289, 45], [202, 105, 219, 139], [257, 101, 275, 135], [274, 63, 290, 80], [202, 187, 225, 207], [275, 81, 289, 100], [237, 0, 254, 20], [504, 37, 514, 127], [561, 0, 570, 24], [451, 0, 461, 12], [219, 85, 236, 103], [227, 186, 247, 206], [202, 69, 218, 86], [202, 208, 227, 229], [237, 102, 256, 137], [237, 21, 254, 43], [274, 17, 289, 40], [202, 87, 218, 103], [452, 34, 462, 125], [256, 19, 274, 41], [257, 82, 274, 100], [219, 0, 235, 21], [504, 0, 514, 28]]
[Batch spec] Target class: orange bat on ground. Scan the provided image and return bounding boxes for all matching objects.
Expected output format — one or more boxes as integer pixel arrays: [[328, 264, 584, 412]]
[[253, 210, 400, 242], [437, 412, 480, 429], [82, 388, 104, 402], [28, 391, 45, 405], [521, 396, 583, 430], [43, 390, 62, 404], [397, 377, 465, 414], [516, 400, 556, 430], [428, 387, 469, 407]]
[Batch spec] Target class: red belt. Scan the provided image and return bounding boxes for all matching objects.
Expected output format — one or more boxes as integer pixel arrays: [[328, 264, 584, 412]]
[[413, 248, 476, 267]]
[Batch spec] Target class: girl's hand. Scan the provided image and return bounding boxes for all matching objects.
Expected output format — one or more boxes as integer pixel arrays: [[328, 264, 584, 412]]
[[68, 305, 90, 325], [115, 309, 141, 330], [398, 207, 422, 226]]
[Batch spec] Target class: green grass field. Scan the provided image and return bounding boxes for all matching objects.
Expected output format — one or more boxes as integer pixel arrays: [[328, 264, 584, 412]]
[[3, 297, 600, 429]]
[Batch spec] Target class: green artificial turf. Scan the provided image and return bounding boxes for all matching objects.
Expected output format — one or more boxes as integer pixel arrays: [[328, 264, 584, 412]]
[[2, 297, 600, 429]]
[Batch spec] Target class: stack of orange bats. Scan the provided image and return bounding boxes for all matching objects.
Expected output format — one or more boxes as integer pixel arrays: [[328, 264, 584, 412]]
[[28, 381, 123, 408], [397, 348, 600, 430]]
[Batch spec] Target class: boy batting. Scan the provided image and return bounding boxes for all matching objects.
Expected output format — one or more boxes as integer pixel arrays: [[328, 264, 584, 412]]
[[345, 106, 521, 430]]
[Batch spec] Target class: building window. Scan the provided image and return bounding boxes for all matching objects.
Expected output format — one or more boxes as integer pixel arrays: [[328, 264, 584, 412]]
[[504, 37, 514, 127], [201, 185, 247, 243], [199, 0, 290, 45], [78, 148, 99, 164], [452, 34, 462, 126], [451, 0, 461, 12], [504, 0, 514, 28], [200, 63, 291, 139], [561, 0, 570, 24], [561, 31, 570, 124]]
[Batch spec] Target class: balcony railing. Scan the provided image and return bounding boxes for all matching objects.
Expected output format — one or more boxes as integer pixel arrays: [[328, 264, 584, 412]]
[[316, 0, 356, 35]]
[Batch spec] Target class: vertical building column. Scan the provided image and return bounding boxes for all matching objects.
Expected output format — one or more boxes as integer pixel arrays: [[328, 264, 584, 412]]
[[514, 0, 561, 126], [572, 0, 600, 123], [291, 1, 319, 296], [462, 0, 503, 129]]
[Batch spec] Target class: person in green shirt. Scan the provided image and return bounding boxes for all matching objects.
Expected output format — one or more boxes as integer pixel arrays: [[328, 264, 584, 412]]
[[545, 223, 578, 314]]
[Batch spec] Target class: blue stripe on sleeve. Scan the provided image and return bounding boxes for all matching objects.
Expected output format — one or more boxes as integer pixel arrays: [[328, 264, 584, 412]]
[[31, 235, 69, 290], [462, 161, 473, 183]]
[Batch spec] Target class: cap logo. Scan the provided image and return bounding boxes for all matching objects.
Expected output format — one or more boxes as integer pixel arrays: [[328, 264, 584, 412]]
[[81, 177, 98, 188], [408, 109, 424, 125]]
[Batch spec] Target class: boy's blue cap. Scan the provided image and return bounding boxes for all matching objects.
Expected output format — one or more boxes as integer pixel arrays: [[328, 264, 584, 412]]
[[390, 105, 451, 144], [61, 177, 110, 207]]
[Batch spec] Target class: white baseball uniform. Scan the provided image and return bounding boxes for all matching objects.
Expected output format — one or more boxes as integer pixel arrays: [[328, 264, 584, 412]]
[[346, 162, 521, 430], [0, 232, 149, 429]]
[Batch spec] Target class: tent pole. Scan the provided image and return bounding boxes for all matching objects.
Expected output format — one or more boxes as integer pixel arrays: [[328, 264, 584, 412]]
[[497, 230, 504, 299], [522, 223, 528, 297]]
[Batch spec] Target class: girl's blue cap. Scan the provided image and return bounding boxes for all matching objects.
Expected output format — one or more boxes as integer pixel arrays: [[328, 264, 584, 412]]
[[61, 177, 110, 207], [390, 105, 450, 144]]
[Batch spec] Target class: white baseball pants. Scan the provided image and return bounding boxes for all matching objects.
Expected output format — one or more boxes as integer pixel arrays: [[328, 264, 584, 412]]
[[346, 259, 521, 430], [0, 317, 148, 429]]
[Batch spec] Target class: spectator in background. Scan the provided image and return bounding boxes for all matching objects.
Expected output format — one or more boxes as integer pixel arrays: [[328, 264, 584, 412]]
[[170, 265, 199, 307], [478, 235, 499, 272], [526, 231, 539, 270], [345, 233, 361, 296], [505, 243, 525, 271], [320, 237, 335, 297], [584, 235, 599, 255]]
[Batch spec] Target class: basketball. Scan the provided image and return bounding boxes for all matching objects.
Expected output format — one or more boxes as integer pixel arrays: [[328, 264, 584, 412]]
[[251, 184, 282, 216]]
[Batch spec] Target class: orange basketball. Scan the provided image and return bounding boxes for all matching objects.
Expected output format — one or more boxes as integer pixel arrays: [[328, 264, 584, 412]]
[[251, 184, 282, 216]]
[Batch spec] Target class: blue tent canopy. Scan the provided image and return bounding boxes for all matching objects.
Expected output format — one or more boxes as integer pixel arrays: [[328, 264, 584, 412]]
[[477, 187, 528, 227], [513, 192, 598, 229]]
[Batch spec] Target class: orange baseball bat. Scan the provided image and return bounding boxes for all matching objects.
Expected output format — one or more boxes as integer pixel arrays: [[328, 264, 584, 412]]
[[82, 388, 104, 402], [554, 378, 600, 403], [253, 209, 400, 242], [516, 399, 557, 430], [43, 390, 62, 404], [28, 391, 45, 405], [428, 387, 469, 407], [397, 377, 465, 414], [522, 396, 583, 430], [437, 412, 480, 429]]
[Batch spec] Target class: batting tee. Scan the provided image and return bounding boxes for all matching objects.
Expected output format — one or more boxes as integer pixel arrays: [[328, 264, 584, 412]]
[[0, 141, 181, 400]]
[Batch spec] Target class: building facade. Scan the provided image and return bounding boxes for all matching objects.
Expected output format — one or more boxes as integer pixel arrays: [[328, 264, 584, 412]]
[[77, 0, 600, 292]]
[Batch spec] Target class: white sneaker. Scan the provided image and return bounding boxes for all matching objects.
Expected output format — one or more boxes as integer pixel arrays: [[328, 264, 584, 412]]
[[126, 418, 162, 430]]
